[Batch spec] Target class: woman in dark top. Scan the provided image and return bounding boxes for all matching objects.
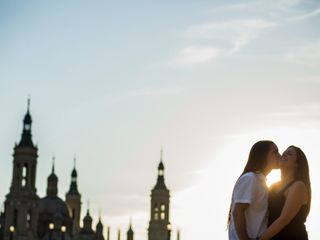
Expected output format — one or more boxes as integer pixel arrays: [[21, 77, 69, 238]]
[[260, 146, 311, 240]]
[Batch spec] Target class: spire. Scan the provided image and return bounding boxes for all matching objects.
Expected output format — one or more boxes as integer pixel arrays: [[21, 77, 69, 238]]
[[67, 156, 80, 195], [27, 96, 30, 112], [18, 98, 34, 147], [154, 148, 167, 190], [127, 218, 134, 240], [117, 229, 121, 240], [177, 229, 180, 240], [52, 155, 55, 173], [82, 200, 93, 234], [96, 209, 104, 240], [47, 156, 58, 197], [160, 146, 163, 162], [107, 226, 110, 240]]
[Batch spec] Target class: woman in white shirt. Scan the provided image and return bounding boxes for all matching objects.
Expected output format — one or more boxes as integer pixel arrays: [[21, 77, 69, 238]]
[[228, 140, 281, 240]]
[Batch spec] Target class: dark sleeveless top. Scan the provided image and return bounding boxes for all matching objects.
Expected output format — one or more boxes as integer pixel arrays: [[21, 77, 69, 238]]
[[268, 181, 308, 240]]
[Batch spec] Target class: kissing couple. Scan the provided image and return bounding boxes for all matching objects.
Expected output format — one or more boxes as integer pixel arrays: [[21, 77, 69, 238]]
[[228, 140, 311, 240]]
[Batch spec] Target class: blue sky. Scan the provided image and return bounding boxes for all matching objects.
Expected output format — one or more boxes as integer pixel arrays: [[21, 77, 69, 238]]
[[1, 0, 320, 239]]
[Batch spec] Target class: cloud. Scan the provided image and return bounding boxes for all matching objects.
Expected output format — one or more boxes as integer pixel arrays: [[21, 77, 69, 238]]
[[267, 102, 320, 126], [172, 45, 224, 66], [128, 87, 186, 97], [288, 8, 320, 22], [283, 41, 320, 66], [171, 0, 320, 67], [172, 19, 275, 66]]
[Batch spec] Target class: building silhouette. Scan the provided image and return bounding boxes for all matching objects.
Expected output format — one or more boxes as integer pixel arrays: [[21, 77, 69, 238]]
[[148, 149, 171, 240], [0, 103, 176, 240]]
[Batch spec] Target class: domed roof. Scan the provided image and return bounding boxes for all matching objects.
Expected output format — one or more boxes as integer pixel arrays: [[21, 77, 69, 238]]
[[38, 196, 71, 218], [23, 111, 32, 124], [96, 219, 103, 230], [83, 211, 93, 222], [71, 168, 77, 177], [48, 172, 58, 181], [158, 161, 164, 170]]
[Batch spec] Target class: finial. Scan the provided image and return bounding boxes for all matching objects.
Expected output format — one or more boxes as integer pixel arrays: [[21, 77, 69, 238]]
[[73, 155, 76, 169], [160, 146, 163, 162], [52, 155, 55, 173], [27, 95, 31, 112], [87, 200, 90, 214], [99, 208, 102, 220], [129, 217, 132, 227]]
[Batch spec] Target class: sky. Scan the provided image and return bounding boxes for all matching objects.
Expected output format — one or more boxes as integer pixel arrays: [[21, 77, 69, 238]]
[[0, 0, 320, 239]]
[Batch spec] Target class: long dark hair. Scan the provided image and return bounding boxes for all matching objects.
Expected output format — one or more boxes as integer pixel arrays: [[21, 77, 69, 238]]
[[227, 140, 275, 227], [241, 140, 275, 176], [290, 145, 312, 216]]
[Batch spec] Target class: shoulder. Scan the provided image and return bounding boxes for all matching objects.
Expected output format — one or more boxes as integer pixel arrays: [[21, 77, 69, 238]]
[[286, 181, 308, 202], [236, 172, 258, 187], [239, 172, 256, 180], [288, 181, 307, 193]]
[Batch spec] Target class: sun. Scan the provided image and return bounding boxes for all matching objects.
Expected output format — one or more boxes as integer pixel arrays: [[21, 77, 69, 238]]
[[266, 169, 281, 187]]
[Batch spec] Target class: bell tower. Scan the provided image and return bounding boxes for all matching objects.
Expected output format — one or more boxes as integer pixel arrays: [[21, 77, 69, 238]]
[[4, 99, 39, 240], [148, 148, 171, 240], [65, 157, 82, 235]]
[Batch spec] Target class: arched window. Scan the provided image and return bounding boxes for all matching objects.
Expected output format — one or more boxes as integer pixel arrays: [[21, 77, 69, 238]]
[[160, 204, 166, 220], [153, 203, 159, 220], [26, 210, 31, 229], [22, 165, 28, 187]]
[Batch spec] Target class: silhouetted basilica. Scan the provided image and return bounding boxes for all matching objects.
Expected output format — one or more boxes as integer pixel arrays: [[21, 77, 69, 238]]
[[0, 102, 177, 240]]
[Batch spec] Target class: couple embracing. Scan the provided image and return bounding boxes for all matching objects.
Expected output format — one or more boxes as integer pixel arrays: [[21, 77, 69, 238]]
[[228, 140, 311, 240]]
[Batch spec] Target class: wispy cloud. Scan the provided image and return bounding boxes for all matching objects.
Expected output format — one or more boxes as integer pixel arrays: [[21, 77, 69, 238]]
[[267, 102, 320, 123], [283, 41, 320, 66], [288, 8, 320, 22], [171, 0, 320, 67], [128, 87, 186, 97], [172, 46, 224, 66], [172, 19, 275, 67]]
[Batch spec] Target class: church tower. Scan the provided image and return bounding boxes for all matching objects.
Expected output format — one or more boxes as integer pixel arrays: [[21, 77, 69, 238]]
[[66, 158, 82, 235], [4, 100, 39, 240], [148, 149, 171, 240]]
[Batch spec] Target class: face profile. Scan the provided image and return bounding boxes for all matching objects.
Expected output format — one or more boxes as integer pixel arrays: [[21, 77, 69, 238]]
[[266, 143, 281, 170], [279, 146, 298, 170]]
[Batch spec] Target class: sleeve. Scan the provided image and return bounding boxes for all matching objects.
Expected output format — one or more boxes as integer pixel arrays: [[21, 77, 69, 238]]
[[233, 173, 257, 205]]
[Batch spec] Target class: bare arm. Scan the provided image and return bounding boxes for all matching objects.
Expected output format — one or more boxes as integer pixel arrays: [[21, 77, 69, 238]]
[[260, 181, 308, 240], [233, 203, 250, 240]]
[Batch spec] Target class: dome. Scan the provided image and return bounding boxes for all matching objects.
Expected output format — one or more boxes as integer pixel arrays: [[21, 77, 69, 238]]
[[38, 196, 71, 218], [48, 172, 58, 181], [71, 168, 77, 177], [158, 161, 164, 170], [24, 112, 32, 124], [83, 211, 93, 222], [37, 196, 72, 238]]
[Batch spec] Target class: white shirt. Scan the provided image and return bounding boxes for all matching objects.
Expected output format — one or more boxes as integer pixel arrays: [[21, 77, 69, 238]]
[[228, 172, 268, 240]]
